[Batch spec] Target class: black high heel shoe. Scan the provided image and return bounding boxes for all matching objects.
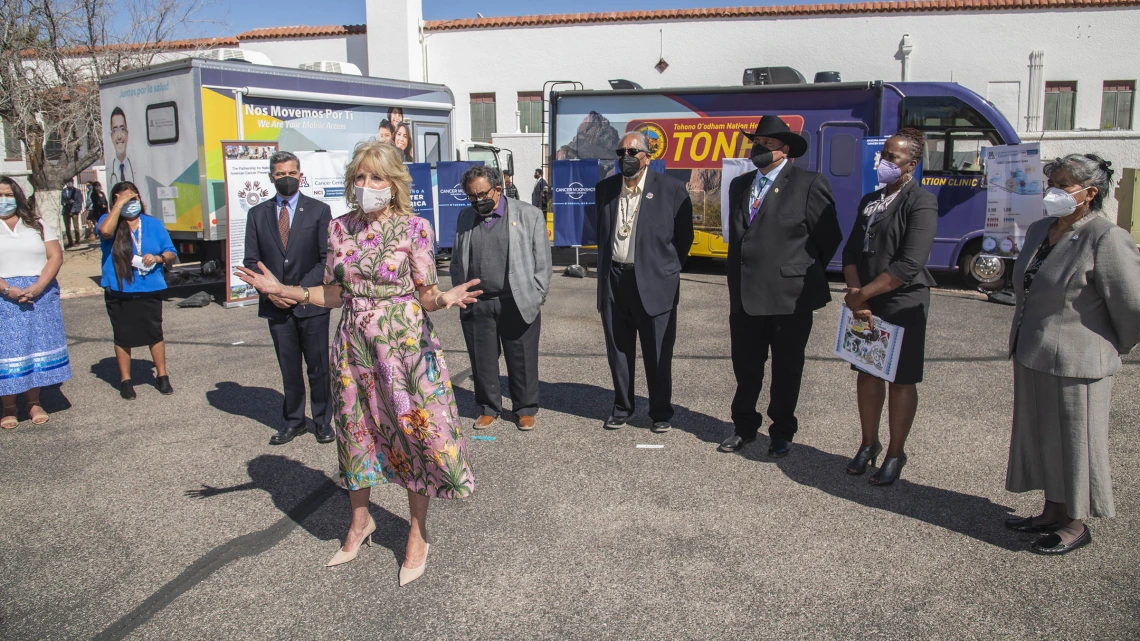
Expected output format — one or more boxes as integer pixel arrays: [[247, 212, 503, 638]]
[[846, 442, 883, 475], [870, 453, 907, 486]]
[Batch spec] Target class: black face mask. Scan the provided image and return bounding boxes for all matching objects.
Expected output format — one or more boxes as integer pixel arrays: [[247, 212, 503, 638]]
[[473, 198, 496, 216], [750, 147, 775, 169], [620, 156, 643, 178], [275, 176, 300, 198]]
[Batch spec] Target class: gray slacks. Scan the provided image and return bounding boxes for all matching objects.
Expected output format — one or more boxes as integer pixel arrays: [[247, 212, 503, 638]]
[[460, 296, 541, 417]]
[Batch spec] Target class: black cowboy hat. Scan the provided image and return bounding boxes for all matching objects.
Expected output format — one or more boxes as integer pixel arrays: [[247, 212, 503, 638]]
[[740, 115, 808, 159]]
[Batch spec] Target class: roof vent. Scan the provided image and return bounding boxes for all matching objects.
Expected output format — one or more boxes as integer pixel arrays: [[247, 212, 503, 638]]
[[298, 61, 363, 76], [742, 66, 806, 86], [195, 48, 273, 66], [608, 79, 642, 90], [814, 71, 842, 83]]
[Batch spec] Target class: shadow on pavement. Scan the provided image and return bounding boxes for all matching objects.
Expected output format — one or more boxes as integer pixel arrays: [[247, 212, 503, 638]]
[[90, 356, 159, 389], [207, 381, 284, 432], [3, 383, 72, 419]]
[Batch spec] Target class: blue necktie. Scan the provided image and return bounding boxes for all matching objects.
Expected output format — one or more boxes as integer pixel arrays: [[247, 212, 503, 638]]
[[750, 176, 769, 222]]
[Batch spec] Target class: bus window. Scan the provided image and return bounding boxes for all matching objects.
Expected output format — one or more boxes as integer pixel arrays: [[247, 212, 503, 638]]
[[424, 133, 441, 164], [829, 134, 857, 176], [901, 96, 1003, 176], [947, 132, 990, 174]]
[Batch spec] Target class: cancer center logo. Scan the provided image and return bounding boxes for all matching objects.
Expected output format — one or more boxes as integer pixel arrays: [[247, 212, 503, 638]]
[[556, 182, 593, 201], [439, 183, 468, 203], [635, 122, 668, 160]]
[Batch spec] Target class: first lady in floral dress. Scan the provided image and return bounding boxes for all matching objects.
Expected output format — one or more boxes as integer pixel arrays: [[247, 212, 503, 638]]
[[237, 140, 481, 585]]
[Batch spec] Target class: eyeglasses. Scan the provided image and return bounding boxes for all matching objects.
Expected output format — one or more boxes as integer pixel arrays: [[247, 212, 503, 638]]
[[615, 148, 646, 158], [467, 187, 497, 201]]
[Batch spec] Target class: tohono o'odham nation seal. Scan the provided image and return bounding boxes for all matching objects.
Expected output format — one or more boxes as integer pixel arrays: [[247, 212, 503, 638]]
[[634, 122, 668, 160]]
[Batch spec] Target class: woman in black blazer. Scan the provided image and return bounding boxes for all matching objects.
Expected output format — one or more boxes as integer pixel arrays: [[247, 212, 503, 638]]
[[841, 128, 938, 485]]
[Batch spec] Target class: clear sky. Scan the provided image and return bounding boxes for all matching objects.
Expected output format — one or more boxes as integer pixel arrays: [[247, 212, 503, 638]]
[[195, 1, 832, 37]]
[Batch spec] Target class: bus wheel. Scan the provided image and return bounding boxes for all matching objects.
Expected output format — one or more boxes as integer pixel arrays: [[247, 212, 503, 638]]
[[959, 240, 1006, 291]]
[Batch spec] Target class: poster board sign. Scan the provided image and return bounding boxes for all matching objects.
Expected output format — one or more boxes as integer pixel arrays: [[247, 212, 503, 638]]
[[223, 141, 278, 307], [983, 143, 1042, 259], [296, 150, 351, 218], [833, 306, 905, 383], [552, 159, 600, 247]]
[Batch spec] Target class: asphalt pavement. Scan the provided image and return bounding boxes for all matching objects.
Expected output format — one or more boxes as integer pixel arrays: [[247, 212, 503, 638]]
[[1, 255, 1138, 640]]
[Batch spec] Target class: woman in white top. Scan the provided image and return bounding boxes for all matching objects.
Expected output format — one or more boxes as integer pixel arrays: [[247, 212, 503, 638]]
[[0, 177, 71, 429]]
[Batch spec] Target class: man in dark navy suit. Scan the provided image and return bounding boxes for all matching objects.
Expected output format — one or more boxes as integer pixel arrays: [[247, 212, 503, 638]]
[[595, 132, 694, 434], [244, 151, 334, 445], [717, 116, 843, 457]]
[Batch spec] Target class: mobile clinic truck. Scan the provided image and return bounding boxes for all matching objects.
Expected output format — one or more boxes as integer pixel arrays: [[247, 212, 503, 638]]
[[98, 56, 512, 276], [549, 76, 1020, 288]]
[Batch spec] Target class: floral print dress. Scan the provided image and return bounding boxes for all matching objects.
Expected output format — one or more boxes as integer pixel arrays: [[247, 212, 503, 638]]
[[326, 211, 474, 498]]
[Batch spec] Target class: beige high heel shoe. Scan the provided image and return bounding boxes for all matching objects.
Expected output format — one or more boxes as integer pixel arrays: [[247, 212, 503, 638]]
[[398, 543, 430, 587], [326, 516, 376, 567]]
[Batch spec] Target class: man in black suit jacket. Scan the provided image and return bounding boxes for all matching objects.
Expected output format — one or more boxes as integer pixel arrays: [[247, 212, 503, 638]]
[[595, 132, 694, 433], [244, 151, 334, 446], [717, 116, 843, 456]]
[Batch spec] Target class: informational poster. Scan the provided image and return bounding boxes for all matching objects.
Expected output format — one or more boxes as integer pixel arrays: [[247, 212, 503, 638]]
[[223, 141, 277, 307], [435, 161, 482, 249], [295, 150, 351, 218], [834, 306, 906, 383], [720, 158, 754, 239], [552, 159, 600, 247], [983, 143, 1042, 258]]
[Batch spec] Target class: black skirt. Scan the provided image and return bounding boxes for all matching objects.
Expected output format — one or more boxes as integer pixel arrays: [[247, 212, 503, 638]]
[[852, 285, 929, 385], [104, 290, 164, 348]]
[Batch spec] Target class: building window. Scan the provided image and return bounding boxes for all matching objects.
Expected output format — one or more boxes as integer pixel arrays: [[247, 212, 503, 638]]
[[1101, 81, 1134, 130], [519, 91, 543, 134], [470, 93, 496, 143], [44, 130, 63, 161], [1043, 82, 1077, 131], [2, 119, 21, 160]]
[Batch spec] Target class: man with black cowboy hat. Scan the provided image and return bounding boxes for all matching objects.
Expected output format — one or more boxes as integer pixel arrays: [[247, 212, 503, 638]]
[[717, 115, 842, 456]]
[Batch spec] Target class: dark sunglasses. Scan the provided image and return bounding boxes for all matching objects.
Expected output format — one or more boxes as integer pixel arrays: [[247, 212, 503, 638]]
[[615, 148, 645, 158]]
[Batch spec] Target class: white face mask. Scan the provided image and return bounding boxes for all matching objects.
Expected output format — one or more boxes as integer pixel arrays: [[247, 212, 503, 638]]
[[355, 185, 392, 214], [1042, 186, 1090, 218]]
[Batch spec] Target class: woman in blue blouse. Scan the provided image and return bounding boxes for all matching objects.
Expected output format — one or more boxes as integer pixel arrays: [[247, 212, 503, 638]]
[[98, 182, 178, 400]]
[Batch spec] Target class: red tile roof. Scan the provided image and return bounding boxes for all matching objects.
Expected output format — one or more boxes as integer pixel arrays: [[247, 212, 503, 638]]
[[236, 24, 367, 41], [423, 0, 1140, 31]]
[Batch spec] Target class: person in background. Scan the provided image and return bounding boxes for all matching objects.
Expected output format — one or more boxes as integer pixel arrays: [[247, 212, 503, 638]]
[[0, 176, 70, 429], [236, 140, 481, 584], [243, 151, 334, 446], [450, 165, 552, 431], [393, 122, 414, 162], [841, 128, 937, 485], [717, 116, 842, 457], [595, 132, 693, 434], [85, 181, 108, 242], [531, 168, 550, 211], [1004, 154, 1140, 555], [60, 180, 84, 248], [377, 120, 394, 144], [97, 182, 177, 400], [503, 169, 520, 200]]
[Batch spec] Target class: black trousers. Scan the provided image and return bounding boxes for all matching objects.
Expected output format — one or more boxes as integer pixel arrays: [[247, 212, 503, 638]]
[[267, 313, 330, 431], [601, 264, 677, 422], [730, 311, 814, 442], [460, 296, 541, 417]]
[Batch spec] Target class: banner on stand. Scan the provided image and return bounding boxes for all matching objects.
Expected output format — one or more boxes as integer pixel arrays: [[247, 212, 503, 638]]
[[982, 143, 1042, 259], [295, 150, 351, 218], [435, 161, 482, 249], [720, 158, 754, 240], [223, 141, 278, 307], [406, 162, 436, 227], [552, 159, 600, 247]]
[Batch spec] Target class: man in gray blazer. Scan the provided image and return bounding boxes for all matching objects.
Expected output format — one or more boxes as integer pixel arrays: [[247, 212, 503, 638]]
[[451, 164, 553, 431]]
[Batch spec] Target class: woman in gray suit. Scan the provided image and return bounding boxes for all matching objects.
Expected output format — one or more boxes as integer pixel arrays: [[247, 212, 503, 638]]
[[1005, 154, 1140, 555]]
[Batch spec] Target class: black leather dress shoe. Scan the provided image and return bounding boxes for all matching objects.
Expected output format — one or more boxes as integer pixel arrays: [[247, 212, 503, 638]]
[[314, 423, 335, 444], [650, 421, 672, 433], [1031, 527, 1092, 555], [155, 375, 174, 395], [1005, 516, 1061, 534], [718, 435, 755, 453], [119, 380, 136, 401], [270, 424, 308, 445], [768, 439, 792, 458], [603, 416, 628, 430]]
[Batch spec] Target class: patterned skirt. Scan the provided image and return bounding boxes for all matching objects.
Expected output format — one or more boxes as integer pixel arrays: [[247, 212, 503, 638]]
[[0, 277, 72, 396]]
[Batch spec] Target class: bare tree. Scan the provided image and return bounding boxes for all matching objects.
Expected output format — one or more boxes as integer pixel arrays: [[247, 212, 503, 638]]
[[0, 0, 222, 228]]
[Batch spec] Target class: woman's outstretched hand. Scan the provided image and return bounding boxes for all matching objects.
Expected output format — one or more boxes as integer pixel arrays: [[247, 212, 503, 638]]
[[234, 262, 284, 297], [439, 278, 482, 309]]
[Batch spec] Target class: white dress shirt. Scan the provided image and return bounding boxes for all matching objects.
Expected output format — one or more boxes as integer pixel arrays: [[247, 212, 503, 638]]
[[611, 169, 648, 264]]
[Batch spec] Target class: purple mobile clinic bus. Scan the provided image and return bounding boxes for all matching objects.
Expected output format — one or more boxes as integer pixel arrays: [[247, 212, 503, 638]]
[[550, 79, 1018, 289]]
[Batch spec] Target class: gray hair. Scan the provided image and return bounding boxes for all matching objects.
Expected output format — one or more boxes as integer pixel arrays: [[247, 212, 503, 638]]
[[1043, 153, 1114, 214], [621, 131, 651, 153], [269, 151, 301, 175], [461, 164, 503, 193]]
